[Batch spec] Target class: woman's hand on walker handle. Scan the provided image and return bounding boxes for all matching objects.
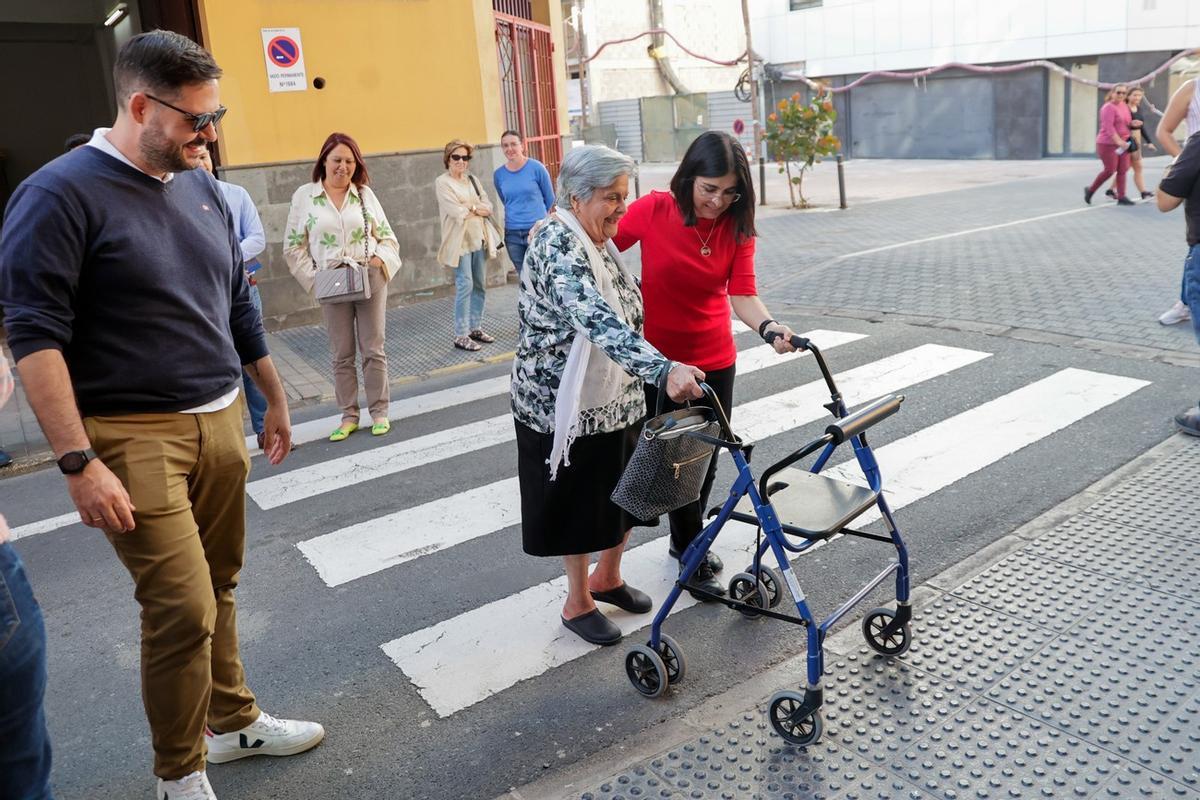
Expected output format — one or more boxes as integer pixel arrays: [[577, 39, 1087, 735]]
[[666, 363, 706, 403], [763, 322, 799, 354]]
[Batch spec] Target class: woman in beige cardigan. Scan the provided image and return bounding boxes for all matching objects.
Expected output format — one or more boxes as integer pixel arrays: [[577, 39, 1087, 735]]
[[436, 139, 500, 351]]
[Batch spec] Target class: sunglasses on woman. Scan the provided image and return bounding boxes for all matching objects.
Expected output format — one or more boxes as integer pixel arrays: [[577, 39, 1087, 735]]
[[145, 93, 228, 132], [449, 154, 472, 162]]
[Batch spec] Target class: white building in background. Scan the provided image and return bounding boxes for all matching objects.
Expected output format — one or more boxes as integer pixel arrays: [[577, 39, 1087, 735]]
[[749, 0, 1200, 159], [563, 0, 747, 116]]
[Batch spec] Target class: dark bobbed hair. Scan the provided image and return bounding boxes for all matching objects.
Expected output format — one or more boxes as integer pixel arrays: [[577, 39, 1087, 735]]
[[64, 133, 91, 152], [312, 132, 370, 186], [669, 131, 756, 241], [113, 30, 222, 105], [500, 129, 522, 142]]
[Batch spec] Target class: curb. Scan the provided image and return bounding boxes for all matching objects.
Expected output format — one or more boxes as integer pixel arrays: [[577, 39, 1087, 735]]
[[496, 431, 1187, 800]]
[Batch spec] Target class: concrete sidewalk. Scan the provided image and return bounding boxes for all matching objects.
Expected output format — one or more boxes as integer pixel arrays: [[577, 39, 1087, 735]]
[[503, 433, 1200, 800]]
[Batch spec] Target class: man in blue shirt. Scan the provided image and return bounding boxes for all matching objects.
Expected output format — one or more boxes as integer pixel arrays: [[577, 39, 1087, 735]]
[[198, 149, 271, 450], [493, 130, 555, 273]]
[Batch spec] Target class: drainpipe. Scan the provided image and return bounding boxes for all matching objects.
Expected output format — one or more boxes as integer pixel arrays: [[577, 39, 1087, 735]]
[[648, 0, 689, 95]]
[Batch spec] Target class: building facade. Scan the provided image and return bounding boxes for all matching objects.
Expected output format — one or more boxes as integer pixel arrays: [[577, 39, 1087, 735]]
[[563, 0, 747, 122], [0, 0, 568, 329], [750, 0, 1200, 159]]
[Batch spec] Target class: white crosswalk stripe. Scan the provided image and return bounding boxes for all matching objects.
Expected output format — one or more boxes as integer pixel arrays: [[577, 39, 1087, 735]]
[[246, 330, 867, 511], [381, 366, 1148, 717], [247, 319, 757, 452], [296, 342, 985, 587]]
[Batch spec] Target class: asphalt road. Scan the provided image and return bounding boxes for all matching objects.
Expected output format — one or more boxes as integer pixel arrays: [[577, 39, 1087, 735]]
[[5, 161, 1197, 800]]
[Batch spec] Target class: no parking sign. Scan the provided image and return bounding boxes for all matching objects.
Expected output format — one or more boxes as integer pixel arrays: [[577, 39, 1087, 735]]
[[261, 27, 307, 93]]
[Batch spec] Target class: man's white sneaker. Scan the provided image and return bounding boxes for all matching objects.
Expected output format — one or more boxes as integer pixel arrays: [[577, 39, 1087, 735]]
[[205, 711, 325, 764], [157, 770, 217, 800], [1159, 300, 1191, 325]]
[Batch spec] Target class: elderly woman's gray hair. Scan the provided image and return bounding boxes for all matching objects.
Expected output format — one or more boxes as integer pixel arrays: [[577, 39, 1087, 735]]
[[557, 145, 635, 206]]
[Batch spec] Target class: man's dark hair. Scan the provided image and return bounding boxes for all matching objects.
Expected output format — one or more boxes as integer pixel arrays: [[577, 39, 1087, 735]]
[[64, 133, 91, 152], [113, 29, 222, 105], [670, 131, 757, 241]]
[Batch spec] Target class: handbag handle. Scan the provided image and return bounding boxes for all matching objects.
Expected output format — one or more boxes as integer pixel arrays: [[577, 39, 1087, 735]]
[[359, 189, 372, 264]]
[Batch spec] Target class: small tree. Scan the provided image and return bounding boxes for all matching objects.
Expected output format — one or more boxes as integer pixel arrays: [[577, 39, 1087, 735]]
[[765, 89, 840, 208]]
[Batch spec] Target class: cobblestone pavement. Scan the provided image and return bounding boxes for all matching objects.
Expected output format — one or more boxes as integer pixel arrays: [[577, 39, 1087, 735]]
[[507, 433, 1200, 800]]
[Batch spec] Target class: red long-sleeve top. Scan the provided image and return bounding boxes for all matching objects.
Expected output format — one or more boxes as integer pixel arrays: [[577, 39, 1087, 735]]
[[1096, 101, 1132, 146], [613, 191, 757, 372]]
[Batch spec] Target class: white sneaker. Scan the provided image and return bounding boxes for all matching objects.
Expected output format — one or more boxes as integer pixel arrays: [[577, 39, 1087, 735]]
[[1159, 300, 1191, 325], [157, 770, 217, 800], [205, 711, 325, 764]]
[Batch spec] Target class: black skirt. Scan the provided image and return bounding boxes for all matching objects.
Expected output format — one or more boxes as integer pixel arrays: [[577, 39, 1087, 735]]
[[515, 418, 653, 557]]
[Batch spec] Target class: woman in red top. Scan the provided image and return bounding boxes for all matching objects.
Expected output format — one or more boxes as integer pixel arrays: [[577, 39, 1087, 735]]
[[1085, 84, 1135, 206], [613, 131, 798, 599]]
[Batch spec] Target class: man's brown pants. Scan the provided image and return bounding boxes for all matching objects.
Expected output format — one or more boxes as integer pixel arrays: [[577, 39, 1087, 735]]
[[84, 398, 260, 779]]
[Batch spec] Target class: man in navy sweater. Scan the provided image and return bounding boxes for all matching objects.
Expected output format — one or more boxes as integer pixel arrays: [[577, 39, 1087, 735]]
[[0, 31, 322, 800]]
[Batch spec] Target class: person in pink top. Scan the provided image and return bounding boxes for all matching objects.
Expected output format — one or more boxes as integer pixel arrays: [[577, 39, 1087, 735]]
[[1084, 84, 1134, 206]]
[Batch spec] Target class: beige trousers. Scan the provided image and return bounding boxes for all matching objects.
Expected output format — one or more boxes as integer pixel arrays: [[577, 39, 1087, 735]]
[[320, 266, 390, 422], [83, 399, 259, 779]]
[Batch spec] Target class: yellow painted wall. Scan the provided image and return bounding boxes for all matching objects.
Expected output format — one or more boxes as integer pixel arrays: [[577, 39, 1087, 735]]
[[198, 0, 512, 165]]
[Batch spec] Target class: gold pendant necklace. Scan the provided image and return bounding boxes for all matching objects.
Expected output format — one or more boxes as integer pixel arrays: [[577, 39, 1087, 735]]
[[694, 220, 716, 257]]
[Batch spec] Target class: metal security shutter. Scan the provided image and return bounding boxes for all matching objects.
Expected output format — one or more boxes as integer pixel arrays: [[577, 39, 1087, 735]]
[[598, 98, 643, 162], [707, 91, 755, 152]]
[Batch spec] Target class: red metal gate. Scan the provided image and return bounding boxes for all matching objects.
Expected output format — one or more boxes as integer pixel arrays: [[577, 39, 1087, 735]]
[[494, 11, 562, 178]]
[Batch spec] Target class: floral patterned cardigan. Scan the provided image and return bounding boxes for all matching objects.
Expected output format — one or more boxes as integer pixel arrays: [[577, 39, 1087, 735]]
[[511, 219, 672, 435]]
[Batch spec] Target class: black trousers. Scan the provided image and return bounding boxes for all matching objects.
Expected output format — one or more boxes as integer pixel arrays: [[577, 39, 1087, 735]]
[[644, 363, 736, 554]]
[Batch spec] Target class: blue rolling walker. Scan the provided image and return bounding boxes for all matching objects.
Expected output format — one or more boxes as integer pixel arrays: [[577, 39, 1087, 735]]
[[623, 334, 913, 747]]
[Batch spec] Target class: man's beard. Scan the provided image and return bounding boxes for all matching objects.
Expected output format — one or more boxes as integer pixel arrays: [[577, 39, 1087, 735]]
[[139, 122, 203, 173]]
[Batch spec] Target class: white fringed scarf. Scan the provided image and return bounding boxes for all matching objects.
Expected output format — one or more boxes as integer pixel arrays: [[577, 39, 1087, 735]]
[[547, 208, 641, 480]]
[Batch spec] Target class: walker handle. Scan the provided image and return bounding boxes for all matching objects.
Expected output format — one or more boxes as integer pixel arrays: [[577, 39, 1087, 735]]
[[765, 332, 843, 411]]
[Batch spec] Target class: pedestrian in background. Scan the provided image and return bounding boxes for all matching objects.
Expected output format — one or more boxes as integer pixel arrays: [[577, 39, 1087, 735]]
[[284, 132, 402, 442], [493, 129, 555, 274], [436, 139, 500, 352], [512, 145, 705, 646], [1155, 77, 1200, 327], [1085, 84, 1134, 206], [0, 31, 321, 800], [1107, 87, 1156, 201], [0, 356, 54, 800], [63, 133, 90, 152], [613, 131, 798, 601], [198, 148, 272, 450], [1157, 130, 1200, 436]]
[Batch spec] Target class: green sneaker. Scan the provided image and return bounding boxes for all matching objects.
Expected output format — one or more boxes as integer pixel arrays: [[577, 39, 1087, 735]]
[[371, 419, 391, 436], [329, 422, 359, 442]]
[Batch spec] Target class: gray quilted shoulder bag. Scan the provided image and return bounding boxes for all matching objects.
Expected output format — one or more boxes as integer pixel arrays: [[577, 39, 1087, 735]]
[[314, 193, 372, 305]]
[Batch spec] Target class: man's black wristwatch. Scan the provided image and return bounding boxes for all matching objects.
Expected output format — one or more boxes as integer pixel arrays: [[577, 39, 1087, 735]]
[[57, 448, 97, 475]]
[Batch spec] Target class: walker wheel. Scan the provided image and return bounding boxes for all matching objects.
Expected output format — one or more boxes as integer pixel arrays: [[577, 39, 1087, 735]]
[[768, 690, 823, 747], [625, 644, 668, 698], [656, 634, 687, 685], [728, 572, 770, 618], [862, 607, 912, 656], [748, 564, 785, 608]]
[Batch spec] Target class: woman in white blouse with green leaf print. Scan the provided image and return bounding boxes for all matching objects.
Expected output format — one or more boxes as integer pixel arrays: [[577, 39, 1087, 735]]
[[284, 132, 402, 442]]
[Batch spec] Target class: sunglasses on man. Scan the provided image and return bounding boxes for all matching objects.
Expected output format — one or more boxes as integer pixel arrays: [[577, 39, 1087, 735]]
[[145, 93, 228, 132]]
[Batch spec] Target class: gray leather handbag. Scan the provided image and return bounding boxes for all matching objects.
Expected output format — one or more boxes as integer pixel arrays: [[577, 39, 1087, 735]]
[[611, 405, 720, 521], [313, 196, 372, 305], [314, 262, 369, 304]]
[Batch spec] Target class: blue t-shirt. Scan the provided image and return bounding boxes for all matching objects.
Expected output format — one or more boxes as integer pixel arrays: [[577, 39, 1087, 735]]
[[493, 158, 555, 231]]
